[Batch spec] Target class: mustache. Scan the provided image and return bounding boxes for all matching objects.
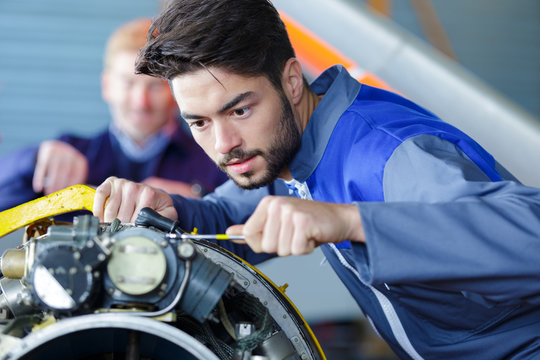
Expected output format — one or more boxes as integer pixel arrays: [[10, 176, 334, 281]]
[[218, 148, 264, 168]]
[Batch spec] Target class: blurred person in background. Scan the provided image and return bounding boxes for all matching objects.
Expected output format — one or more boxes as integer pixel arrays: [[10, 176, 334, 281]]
[[0, 18, 227, 211]]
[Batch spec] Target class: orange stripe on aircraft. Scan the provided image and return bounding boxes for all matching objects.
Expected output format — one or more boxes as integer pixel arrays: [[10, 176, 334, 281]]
[[280, 11, 394, 92]]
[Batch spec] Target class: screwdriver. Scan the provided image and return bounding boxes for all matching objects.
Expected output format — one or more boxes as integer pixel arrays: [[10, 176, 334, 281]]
[[172, 234, 245, 241], [134, 207, 245, 241]]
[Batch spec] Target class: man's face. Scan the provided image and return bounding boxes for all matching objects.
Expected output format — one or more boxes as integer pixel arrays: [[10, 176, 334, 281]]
[[171, 67, 301, 189], [102, 51, 176, 144]]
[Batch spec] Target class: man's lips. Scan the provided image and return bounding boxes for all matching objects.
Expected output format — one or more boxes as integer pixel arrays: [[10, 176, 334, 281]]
[[226, 155, 257, 174]]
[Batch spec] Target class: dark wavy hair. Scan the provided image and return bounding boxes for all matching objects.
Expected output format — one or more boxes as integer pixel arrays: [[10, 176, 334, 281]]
[[135, 0, 295, 90]]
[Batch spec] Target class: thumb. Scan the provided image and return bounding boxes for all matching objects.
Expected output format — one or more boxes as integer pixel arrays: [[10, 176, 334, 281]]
[[226, 224, 244, 236], [226, 224, 247, 244]]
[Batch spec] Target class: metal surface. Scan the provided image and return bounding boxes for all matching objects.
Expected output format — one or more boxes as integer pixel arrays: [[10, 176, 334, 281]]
[[0, 216, 326, 360], [2, 313, 220, 360], [196, 240, 325, 360]]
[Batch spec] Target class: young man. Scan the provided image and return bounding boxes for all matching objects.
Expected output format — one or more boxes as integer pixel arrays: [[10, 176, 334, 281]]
[[92, 1, 540, 358], [0, 18, 226, 211]]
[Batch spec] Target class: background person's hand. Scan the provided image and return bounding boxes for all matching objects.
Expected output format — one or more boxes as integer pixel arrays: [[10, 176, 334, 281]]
[[93, 176, 177, 223], [33, 140, 89, 195], [226, 196, 366, 256]]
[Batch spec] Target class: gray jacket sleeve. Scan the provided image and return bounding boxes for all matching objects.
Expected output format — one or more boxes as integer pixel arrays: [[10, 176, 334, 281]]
[[356, 134, 540, 304]]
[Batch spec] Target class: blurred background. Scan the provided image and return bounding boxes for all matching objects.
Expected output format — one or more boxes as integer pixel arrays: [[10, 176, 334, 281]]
[[0, 1, 539, 359]]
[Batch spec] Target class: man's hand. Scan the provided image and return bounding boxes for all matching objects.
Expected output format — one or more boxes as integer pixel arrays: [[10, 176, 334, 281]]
[[93, 176, 178, 223], [227, 196, 366, 256], [33, 140, 89, 195], [142, 177, 201, 198]]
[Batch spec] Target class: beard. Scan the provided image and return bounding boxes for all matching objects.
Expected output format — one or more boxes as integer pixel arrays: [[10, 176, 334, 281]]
[[218, 91, 301, 189]]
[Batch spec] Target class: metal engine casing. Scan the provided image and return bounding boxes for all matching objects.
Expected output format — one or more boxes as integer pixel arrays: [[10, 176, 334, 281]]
[[0, 215, 325, 360]]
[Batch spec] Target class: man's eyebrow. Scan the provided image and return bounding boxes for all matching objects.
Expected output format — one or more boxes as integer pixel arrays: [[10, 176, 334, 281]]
[[219, 92, 255, 113], [181, 112, 204, 120], [181, 92, 255, 120]]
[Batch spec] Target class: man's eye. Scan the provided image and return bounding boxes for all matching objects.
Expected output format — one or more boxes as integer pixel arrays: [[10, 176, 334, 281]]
[[189, 120, 207, 128], [121, 80, 134, 88], [233, 107, 250, 117]]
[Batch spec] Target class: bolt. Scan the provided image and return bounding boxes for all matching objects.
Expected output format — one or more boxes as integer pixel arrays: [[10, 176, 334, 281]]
[[20, 291, 33, 306]]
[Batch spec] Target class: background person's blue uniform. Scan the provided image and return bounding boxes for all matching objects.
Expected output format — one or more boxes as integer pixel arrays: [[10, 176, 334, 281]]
[[0, 123, 227, 211]]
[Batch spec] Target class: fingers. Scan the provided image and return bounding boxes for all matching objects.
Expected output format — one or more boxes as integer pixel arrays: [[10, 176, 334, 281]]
[[116, 182, 139, 223], [43, 156, 67, 194], [240, 197, 364, 257], [32, 148, 48, 193], [260, 198, 282, 253], [100, 178, 138, 223], [242, 196, 319, 256], [93, 177, 114, 220], [225, 225, 248, 244], [290, 212, 316, 256], [93, 177, 177, 223], [94, 177, 135, 222], [133, 185, 165, 223], [33, 141, 89, 195], [242, 196, 271, 253], [226, 224, 244, 236]]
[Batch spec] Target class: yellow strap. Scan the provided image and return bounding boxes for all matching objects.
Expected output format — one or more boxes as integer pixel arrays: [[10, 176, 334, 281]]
[[0, 185, 95, 238]]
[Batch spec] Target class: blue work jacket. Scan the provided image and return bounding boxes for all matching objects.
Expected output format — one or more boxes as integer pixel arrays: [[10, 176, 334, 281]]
[[173, 66, 540, 359]]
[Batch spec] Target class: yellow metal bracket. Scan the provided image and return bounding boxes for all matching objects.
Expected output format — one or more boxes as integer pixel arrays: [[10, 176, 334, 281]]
[[0, 184, 95, 238]]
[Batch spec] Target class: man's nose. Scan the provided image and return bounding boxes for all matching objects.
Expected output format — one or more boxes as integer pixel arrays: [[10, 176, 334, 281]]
[[132, 85, 152, 109], [214, 121, 241, 155]]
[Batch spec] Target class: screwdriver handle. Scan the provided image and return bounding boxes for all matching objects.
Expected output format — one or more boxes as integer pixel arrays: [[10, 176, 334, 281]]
[[135, 207, 182, 233]]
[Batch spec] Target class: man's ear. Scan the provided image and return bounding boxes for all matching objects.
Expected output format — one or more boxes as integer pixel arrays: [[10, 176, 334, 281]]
[[281, 58, 304, 105]]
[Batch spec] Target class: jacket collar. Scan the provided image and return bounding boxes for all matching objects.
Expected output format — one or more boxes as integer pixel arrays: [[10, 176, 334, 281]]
[[289, 65, 362, 182]]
